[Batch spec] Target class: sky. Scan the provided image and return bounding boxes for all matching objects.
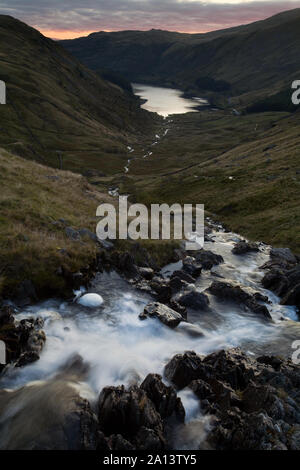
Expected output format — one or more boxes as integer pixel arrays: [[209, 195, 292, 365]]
[[0, 0, 300, 39]]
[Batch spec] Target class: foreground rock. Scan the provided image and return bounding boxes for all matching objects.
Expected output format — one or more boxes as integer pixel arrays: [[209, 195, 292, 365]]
[[0, 306, 46, 371], [98, 374, 184, 450], [140, 302, 183, 328], [208, 281, 271, 320], [165, 348, 300, 450]]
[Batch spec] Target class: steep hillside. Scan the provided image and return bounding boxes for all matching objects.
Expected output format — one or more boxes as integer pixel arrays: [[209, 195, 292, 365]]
[[61, 8, 300, 107], [0, 16, 157, 174]]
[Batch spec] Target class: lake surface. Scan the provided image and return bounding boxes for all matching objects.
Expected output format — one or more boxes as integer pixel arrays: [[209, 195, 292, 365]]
[[132, 83, 208, 117]]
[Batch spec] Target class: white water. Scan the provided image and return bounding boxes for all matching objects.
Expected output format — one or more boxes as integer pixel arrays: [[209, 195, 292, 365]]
[[132, 83, 208, 117], [0, 226, 299, 449]]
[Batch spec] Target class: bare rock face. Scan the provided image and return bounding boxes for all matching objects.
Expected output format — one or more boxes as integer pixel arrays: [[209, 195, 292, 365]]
[[164, 348, 300, 450], [208, 281, 271, 320], [140, 302, 183, 328]]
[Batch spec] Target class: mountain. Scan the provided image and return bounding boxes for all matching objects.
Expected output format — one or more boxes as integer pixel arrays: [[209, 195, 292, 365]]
[[0, 15, 157, 174], [61, 8, 300, 107]]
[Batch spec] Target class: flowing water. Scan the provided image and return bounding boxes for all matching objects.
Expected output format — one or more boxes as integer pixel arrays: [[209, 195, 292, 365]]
[[132, 83, 208, 117], [0, 226, 299, 449]]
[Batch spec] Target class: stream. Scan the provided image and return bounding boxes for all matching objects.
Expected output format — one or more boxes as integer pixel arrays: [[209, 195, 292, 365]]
[[0, 224, 299, 449]]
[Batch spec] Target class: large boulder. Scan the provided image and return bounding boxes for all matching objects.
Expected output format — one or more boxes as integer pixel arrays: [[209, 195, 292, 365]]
[[208, 281, 271, 320], [140, 302, 183, 328], [164, 351, 203, 389]]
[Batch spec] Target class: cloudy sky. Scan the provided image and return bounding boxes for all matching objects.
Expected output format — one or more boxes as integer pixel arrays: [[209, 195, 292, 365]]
[[0, 0, 300, 38]]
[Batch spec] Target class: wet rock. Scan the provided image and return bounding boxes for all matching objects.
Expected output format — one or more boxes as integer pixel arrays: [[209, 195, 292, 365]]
[[110, 251, 139, 279], [164, 351, 203, 389], [232, 241, 259, 255], [194, 249, 224, 269], [107, 434, 134, 451], [171, 270, 195, 284], [140, 302, 183, 328], [168, 299, 187, 319], [208, 281, 271, 320], [98, 239, 114, 250], [169, 276, 188, 293], [175, 287, 209, 311], [164, 348, 300, 450], [98, 385, 165, 450], [0, 305, 14, 327], [141, 374, 185, 422], [280, 282, 300, 308], [182, 257, 202, 279]]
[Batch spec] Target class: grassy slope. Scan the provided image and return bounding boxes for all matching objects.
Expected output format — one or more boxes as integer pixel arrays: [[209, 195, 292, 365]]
[[0, 148, 114, 297], [120, 109, 300, 253], [61, 8, 300, 107], [0, 15, 158, 175]]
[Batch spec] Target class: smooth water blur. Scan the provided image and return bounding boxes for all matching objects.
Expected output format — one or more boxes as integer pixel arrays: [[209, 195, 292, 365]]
[[132, 83, 208, 117], [0, 227, 299, 449]]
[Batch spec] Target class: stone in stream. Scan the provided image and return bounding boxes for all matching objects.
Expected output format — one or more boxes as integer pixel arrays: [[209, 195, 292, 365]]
[[232, 240, 259, 255], [77, 293, 104, 308], [171, 269, 195, 284], [182, 256, 202, 279], [194, 249, 224, 269], [174, 287, 210, 311], [140, 302, 183, 328], [208, 281, 272, 320]]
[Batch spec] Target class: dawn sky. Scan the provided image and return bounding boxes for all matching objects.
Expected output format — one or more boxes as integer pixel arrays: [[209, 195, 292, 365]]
[[0, 0, 300, 39]]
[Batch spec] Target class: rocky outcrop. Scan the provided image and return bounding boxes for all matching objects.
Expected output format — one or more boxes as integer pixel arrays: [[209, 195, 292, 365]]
[[182, 257, 202, 279], [140, 302, 183, 328], [232, 241, 259, 255], [208, 281, 271, 320], [165, 348, 300, 450], [97, 375, 184, 450]]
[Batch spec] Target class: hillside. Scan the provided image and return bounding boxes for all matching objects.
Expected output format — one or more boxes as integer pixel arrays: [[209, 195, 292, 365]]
[[61, 8, 300, 107], [0, 15, 158, 175]]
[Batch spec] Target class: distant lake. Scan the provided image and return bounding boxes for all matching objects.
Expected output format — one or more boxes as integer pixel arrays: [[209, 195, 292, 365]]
[[132, 83, 208, 117]]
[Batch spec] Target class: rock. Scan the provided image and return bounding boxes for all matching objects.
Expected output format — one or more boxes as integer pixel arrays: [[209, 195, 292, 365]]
[[175, 287, 210, 311], [182, 257, 202, 279], [194, 249, 224, 269], [0, 305, 14, 328], [208, 281, 271, 320], [164, 348, 300, 450], [169, 276, 188, 293], [171, 270, 195, 284], [78, 228, 98, 242], [141, 374, 185, 422], [111, 251, 139, 279], [164, 351, 203, 389], [270, 247, 297, 265], [151, 281, 172, 304], [65, 226, 81, 241], [15, 351, 40, 367], [140, 302, 183, 328], [77, 293, 104, 308], [232, 241, 259, 255], [98, 385, 165, 450], [139, 267, 154, 280], [280, 283, 300, 307], [168, 299, 187, 319]]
